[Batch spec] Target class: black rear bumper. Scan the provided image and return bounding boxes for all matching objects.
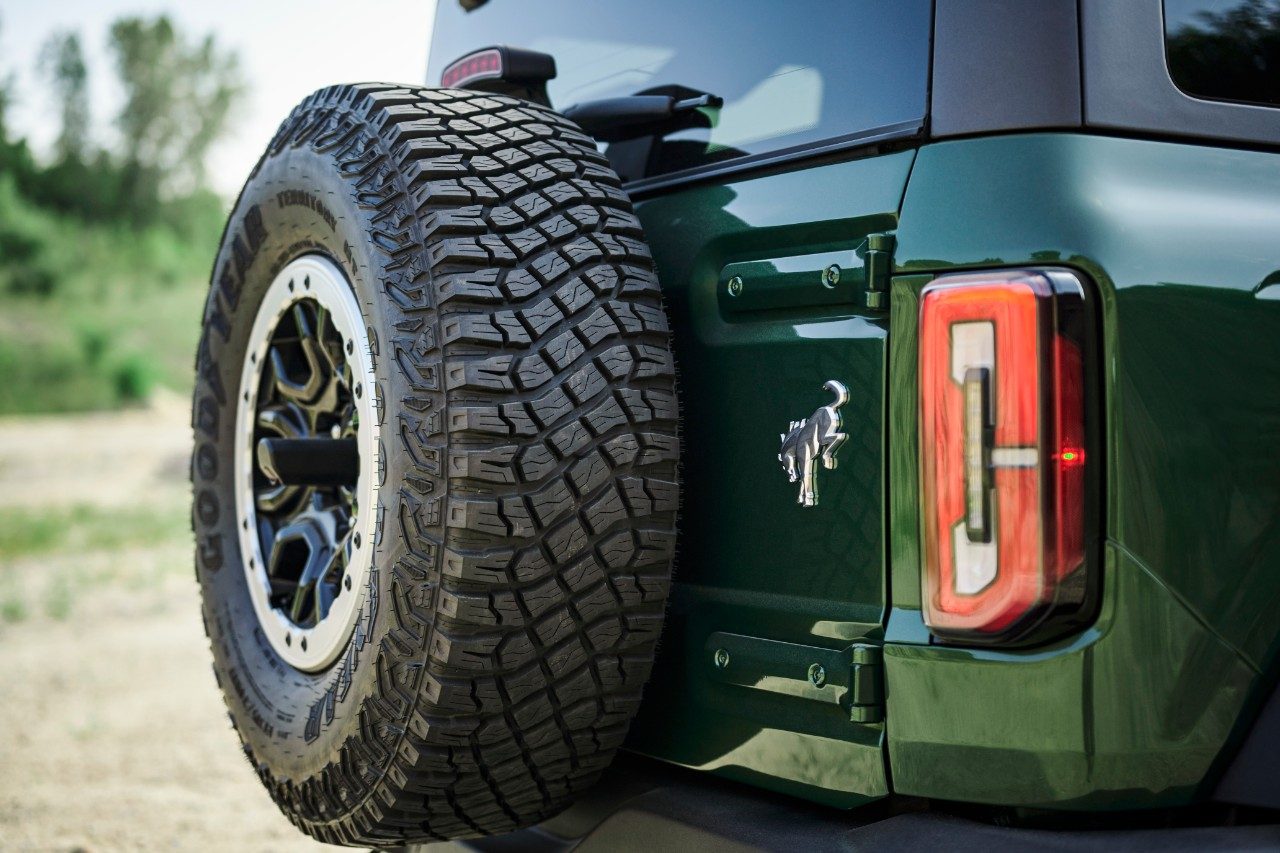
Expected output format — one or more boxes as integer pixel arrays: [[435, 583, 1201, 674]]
[[410, 753, 1280, 853]]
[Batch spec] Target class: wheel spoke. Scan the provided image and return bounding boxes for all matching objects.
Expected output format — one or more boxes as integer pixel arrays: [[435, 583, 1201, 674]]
[[257, 484, 307, 515], [313, 304, 345, 380], [269, 304, 327, 404], [255, 404, 309, 513], [257, 403, 306, 437]]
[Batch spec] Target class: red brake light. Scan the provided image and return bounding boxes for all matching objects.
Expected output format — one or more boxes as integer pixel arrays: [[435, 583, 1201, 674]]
[[441, 48, 504, 89], [919, 270, 1093, 643]]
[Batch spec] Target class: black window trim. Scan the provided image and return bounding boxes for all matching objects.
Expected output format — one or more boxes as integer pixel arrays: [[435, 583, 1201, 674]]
[[427, 1, 933, 198], [619, 118, 924, 198], [1160, 0, 1280, 111], [1081, 0, 1280, 148]]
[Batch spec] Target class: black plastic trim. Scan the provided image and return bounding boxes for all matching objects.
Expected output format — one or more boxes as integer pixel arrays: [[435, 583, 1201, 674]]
[[415, 753, 1280, 852], [929, 0, 1082, 137], [620, 119, 923, 198], [1215, 677, 1280, 810], [1080, 0, 1280, 147]]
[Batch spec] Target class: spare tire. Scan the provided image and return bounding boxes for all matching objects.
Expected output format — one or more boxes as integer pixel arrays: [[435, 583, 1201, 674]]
[[190, 83, 680, 845]]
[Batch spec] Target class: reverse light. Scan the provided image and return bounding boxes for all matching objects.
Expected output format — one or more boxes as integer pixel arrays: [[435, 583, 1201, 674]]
[[919, 269, 1095, 644]]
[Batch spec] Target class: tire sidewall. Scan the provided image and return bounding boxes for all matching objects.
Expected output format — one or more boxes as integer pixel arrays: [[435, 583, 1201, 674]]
[[193, 142, 411, 782]]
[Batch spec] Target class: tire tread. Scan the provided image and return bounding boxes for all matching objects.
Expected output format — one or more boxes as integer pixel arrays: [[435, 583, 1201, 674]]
[[211, 83, 678, 845]]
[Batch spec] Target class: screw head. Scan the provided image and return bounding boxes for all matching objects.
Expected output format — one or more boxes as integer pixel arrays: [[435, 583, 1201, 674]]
[[714, 648, 730, 669], [726, 276, 744, 297], [808, 662, 827, 688], [821, 264, 841, 289]]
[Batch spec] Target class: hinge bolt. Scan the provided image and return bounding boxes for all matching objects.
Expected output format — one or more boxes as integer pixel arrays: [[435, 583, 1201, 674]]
[[808, 662, 827, 688], [714, 648, 731, 669], [821, 264, 841, 289], [726, 275, 743, 297]]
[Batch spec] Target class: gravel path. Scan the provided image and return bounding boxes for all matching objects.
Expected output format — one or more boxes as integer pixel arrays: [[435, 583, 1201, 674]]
[[0, 395, 342, 852]]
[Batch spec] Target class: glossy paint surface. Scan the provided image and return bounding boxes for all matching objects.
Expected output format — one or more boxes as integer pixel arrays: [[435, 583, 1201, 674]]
[[888, 133, 1280, 807], [622, 152, 916, 806]]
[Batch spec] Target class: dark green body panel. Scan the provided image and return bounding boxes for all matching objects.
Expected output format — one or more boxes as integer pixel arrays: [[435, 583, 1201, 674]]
[[622, 131, 1280, 810], [623, 152, 916, 806], [888, 134, 1280, 807]]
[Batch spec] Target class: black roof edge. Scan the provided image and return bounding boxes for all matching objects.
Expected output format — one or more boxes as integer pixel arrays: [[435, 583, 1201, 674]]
[[929, 0, 1083, 139]]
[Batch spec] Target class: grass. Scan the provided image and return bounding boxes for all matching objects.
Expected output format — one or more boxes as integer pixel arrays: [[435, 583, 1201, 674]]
[[0, 173, 219, 414], [0, 503, 190, 562], [0, 502, 192, 624], [0, 579, 26, 622]]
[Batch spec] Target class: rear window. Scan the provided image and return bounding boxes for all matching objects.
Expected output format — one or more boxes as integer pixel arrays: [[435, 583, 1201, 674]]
[[1164, 0, 1280, 108], [427, 0, 931, 183]]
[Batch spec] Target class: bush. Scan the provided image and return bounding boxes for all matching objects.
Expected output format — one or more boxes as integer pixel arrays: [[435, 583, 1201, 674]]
[[0, 174, 62, 299], [0, 172, 218, 413], [76, 326, 108, 366], [112, 352, 157, 403]]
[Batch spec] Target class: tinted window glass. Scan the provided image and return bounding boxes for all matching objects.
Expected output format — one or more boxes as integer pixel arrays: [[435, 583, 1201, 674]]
[[427, 0, 930, 182], [1165, 0, 1280, 107]]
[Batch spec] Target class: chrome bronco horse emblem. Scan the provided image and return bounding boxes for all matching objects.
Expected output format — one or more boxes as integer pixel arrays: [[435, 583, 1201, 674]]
[[778, 380, 850, 507]]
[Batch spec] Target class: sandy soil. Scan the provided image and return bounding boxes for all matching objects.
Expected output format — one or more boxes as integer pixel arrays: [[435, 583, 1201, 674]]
[[0, 394, 342, 852]]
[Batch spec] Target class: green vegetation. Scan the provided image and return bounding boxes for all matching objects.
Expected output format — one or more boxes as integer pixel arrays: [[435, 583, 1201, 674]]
[[0, 501, 191, 624], [0, 174, 223, 412], [0, 503, 189, 562], [0, 580, 26, 623], [0, 14, 242, 414]]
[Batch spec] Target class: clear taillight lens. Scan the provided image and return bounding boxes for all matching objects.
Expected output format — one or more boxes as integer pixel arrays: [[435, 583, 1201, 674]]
[[919, 269, 1094, 644]]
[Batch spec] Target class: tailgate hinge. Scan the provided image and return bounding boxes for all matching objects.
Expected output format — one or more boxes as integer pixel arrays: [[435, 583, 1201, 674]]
[[847, 643, 884, 724], [863, 232, 895, 311], [706, 632, 886, 725]]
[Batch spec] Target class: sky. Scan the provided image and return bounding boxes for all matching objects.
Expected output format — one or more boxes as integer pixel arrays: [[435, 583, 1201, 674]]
[[0, 0, 439, 196]]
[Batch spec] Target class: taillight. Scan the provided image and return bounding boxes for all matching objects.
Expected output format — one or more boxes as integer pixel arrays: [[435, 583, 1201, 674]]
[[919, 269, 1095, 644]]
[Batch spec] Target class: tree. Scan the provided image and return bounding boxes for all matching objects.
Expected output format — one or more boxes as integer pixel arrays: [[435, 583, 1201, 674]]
[[38, 31, 89, 163], [108, 15, 243, 209], [0, 15, 15, 144]]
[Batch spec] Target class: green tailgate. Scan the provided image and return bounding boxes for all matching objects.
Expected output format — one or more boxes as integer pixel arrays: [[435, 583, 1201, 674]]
[[622, 151, 915, 806]]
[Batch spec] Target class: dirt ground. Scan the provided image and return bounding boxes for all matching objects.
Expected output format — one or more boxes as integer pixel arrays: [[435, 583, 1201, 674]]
[[0, 392, 342, 852]]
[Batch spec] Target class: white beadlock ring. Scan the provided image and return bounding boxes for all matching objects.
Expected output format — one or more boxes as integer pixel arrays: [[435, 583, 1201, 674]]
[[233, 255, 379, 672]]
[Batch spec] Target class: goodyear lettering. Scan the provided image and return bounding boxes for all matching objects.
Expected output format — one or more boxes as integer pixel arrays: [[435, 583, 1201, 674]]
[[217, 203, 267, 313], [198, 533, 224, 573]]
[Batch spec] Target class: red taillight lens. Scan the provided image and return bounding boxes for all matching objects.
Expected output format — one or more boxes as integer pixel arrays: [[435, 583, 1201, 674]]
[[919, 270, 1093, 643]]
